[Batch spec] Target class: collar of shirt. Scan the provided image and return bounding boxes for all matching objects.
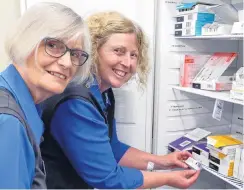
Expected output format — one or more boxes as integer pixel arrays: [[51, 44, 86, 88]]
[[89, 79, 111, 112], [0, 64, 44, 144]]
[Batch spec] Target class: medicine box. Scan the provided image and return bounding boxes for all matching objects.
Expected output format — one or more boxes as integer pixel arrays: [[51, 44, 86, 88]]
[[192, 143, 209, 166], [192, 52, 237, 91], [208, 158, 234, 177], [176, 2, 215, 15], [231, 22, 244, 34], [175, 20, 213, 30], [202, 23, 232, 36], [175, 27, 203, 36], [180, 54, 211, 87], [208, 145, 241, 177], [207, 134, 243, 155], [237, 149, 244, 181], [168, 128, 211, 152], [176, 13, 215, 23], [192, 76, 234, 91], [230, 67, 244, 101]]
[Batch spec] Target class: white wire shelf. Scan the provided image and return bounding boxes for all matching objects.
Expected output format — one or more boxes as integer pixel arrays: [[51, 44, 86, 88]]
[[202, 165, 243, 189], [181, 0, 243, 5], [175, 34, 243, 40], [172, 86, 244, 106]]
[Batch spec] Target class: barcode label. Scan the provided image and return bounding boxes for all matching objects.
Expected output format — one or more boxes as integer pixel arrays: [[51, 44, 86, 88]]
[[186, 22, 191, 27], [188, 14, 193, 20], [212, 100, 224, 121], [186, 29, 191, 35], [179, 140, 191, 147], [207, 84, 213, 89]]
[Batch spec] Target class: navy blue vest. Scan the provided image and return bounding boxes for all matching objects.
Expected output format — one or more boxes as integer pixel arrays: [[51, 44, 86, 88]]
[[40, 85, 114, 189]]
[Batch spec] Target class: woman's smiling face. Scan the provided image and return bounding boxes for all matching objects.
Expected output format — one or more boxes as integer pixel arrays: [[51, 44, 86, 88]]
[[97, 33, 138, 92]]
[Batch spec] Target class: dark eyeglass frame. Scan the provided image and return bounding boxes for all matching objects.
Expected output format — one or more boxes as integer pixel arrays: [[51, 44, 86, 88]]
[[44, 37, 89, 66]]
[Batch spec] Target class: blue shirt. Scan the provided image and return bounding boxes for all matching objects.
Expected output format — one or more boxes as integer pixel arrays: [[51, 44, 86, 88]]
[[0, 65, 44, 188], [50, 82, 143, 189]]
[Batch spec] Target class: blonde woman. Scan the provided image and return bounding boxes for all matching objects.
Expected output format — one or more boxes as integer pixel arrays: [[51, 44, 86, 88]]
[[41, 11, 200, 189], [0, 2, 91, 188]]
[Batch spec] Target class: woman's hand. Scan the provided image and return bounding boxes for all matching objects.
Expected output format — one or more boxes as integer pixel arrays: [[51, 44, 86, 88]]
[[156, 151, 192, 170], [166, 169, 200, 189]]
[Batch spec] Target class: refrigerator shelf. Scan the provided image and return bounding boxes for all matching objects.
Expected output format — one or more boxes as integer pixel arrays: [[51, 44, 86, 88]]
[[202, 165, 243, 189], [175, 34, 243, 40], [172, 86, 244, 106], [181, 0, 243, 5]]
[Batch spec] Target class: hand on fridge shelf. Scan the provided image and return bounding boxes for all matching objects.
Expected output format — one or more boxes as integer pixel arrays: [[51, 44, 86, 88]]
[[165, 169, 200, 189], [157, 151, 192, 169]]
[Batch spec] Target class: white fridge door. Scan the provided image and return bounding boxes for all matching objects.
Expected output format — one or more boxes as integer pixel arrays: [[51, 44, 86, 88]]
[[21, 0, 156, 152]]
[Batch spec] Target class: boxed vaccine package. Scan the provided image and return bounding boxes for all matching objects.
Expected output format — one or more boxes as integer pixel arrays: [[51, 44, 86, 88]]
[[202, 23, 233, 36], [237, 149, 244, 181], [176, 2, 215, 15], [175, 25, 204, 36], [175, 13, 215, 36], [180, 54, 212, 87], [192, 52, 237, 91], [230, 67, 244, 101], [208, 146, 242, 177], [207, 134, 243, 177], [176, 12, 215, 23], [231, 10, 244, 35], [192, 143, 209, 166], [175, 20, 214, 36], [168, 128, 211, 152], [175, 20, 213, 30]]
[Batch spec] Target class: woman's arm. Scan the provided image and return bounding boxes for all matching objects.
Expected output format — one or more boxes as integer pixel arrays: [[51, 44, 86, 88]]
[[139, 169, 200, 189], [112, 119, 191, 170], [119, 147, 191, 170]]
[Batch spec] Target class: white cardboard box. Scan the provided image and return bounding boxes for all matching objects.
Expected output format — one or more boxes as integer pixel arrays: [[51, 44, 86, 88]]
[[192, 52, 237, 91], [176, 3, 215, 15], [231, 22, 244, 34], [176, 12, 215, 23], [192, 143, 209, 166], [168, 128, 211, 152], [202, 23, 233, 36], [193, 76, 234, 91], [237, 149, 244, 181], [230, 67, 244, 101], [208, 145, 238, 177], [180, 54, 211, 87]]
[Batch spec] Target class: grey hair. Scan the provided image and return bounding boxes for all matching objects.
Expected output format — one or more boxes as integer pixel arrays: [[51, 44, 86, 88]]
[[5, 2, 92, 84]]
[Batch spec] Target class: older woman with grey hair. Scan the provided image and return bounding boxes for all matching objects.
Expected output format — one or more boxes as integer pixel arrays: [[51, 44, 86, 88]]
[[0, 2, 91, 188]]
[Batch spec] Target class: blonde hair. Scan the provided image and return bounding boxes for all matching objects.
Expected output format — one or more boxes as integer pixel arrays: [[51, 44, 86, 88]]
[[86, 11, 149, 88], [5, 2, 92, 84]]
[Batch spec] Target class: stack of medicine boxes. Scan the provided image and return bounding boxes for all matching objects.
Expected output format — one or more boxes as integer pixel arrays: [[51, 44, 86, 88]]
[[207, 134, 243, 180], [192, 134, 243, 181], [175, 2, 215, 36]]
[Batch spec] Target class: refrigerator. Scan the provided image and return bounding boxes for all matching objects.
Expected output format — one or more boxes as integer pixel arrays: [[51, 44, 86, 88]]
[[21, 0, 243, 189]]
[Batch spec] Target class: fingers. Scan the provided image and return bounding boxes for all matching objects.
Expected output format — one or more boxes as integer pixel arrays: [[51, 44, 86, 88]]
[[174, 151, 192, 168], [184, 169, 197, 178], [180, 151, 192, 158], [186, 170, 200, 185], [175, 160, 188, 169]]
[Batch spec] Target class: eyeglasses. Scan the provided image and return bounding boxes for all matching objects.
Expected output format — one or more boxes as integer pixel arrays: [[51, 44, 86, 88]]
[[44, 37, 89, 66]]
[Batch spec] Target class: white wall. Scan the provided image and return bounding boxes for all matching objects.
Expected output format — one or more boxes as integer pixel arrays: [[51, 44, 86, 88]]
[[0, 0, 20, 71]]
